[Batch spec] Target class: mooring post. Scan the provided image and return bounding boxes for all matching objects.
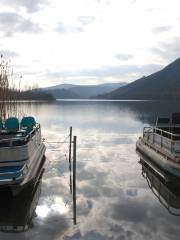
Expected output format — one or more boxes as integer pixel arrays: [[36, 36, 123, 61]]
[[69, 126, 72, 194], [73, 135, 77, 225]]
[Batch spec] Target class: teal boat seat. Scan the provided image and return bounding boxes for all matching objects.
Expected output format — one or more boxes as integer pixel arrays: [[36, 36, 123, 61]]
[[0, 118, 3, 130], [5, 117, 19, 131], [21, 116, 36, 132]]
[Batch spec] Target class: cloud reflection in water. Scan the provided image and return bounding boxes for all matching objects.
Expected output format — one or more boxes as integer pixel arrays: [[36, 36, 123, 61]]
[[1, 101, 180, 239]]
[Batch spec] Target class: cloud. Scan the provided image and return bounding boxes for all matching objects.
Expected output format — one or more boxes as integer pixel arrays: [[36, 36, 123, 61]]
[[146, 8, 161, 12], [111, 200, 148, 222], [0, 0, 49, 13], [55, 22, 84, 34], [150, 37, 180, 62], [0, 50, 19, 58], [130, 0, 137, 3], [115, 54, 134, 61], [46, 64, 163, 80], [152, 25, 172, 34], [78, 16, 95, 26], [0, 12, 42, 36]]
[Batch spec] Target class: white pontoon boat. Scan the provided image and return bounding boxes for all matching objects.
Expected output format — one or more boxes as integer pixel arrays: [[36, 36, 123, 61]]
[[136, 112, 180, 178], [0, 116, 45, 195]]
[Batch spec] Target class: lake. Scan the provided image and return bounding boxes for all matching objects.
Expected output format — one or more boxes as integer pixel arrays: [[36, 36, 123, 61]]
[[0, 100, 180, 240]]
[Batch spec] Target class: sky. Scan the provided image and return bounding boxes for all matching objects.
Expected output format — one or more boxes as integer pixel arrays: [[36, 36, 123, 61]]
[[0, 0, 180, 88]]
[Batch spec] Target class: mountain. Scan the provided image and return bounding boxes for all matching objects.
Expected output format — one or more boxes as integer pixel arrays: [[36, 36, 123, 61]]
[[42, 82, 126, 99], [44, 84, 75, 91], [68, 83, 126, 98], [98, 58, 180, 100], [45, 88, 80, 99]]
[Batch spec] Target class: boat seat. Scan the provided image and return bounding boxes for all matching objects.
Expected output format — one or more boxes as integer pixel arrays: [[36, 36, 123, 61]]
[[5, 117, 19, 132], [21, 116, 36, 132], [171, 113, 180, 125], [0, 119, 3, 130], [171, 127, 180, 134], [156, 117, 170, 128]]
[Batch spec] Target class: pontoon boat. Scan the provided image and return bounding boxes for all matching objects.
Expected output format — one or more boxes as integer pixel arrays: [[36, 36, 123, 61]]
[[136, 112, 180, 177], [0, 116, 46, 195]]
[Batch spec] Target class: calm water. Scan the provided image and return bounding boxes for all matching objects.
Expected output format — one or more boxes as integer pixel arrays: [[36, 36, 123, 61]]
[[1, 100, 180, 240]]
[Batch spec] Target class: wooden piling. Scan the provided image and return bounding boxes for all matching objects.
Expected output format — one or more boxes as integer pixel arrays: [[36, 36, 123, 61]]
[[73, 136, 77, 225], [69, 126, 72, 194]]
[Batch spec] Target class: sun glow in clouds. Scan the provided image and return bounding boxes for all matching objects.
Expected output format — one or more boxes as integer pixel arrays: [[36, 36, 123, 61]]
[[0, 0, 180, 87]]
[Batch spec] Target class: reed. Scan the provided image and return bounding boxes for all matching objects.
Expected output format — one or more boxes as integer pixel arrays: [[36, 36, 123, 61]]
[[0, 56, 27, 118], [0, 55, 54, 118]]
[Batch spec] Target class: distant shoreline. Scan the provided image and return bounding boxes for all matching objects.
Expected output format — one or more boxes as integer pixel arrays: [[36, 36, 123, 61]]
[[56, 99, 155, 102]]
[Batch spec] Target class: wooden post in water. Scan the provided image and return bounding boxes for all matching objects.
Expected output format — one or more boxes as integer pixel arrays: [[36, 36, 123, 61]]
[[73, 135, 77, 225], [69, 126, 72, 194]]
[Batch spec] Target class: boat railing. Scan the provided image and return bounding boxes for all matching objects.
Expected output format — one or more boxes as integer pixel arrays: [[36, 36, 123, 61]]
[[143, 126, 180, 154], [0, 124, 40, 147], [154, 127, 180, 140], [143, 126, 180, 139]]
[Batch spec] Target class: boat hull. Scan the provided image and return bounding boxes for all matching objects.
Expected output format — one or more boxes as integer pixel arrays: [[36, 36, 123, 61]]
[[0, 142, 46, 196], [136, 138, 180, 178], [0, 118, 46, 196]]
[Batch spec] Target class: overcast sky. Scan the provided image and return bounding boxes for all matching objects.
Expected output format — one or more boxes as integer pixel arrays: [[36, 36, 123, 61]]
[[1, 0, 180, 88]]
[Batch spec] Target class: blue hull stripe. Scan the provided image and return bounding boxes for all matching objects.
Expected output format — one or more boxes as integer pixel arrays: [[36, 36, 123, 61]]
[[0, 158, 28, 164], [0, 165, 24, 173]]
